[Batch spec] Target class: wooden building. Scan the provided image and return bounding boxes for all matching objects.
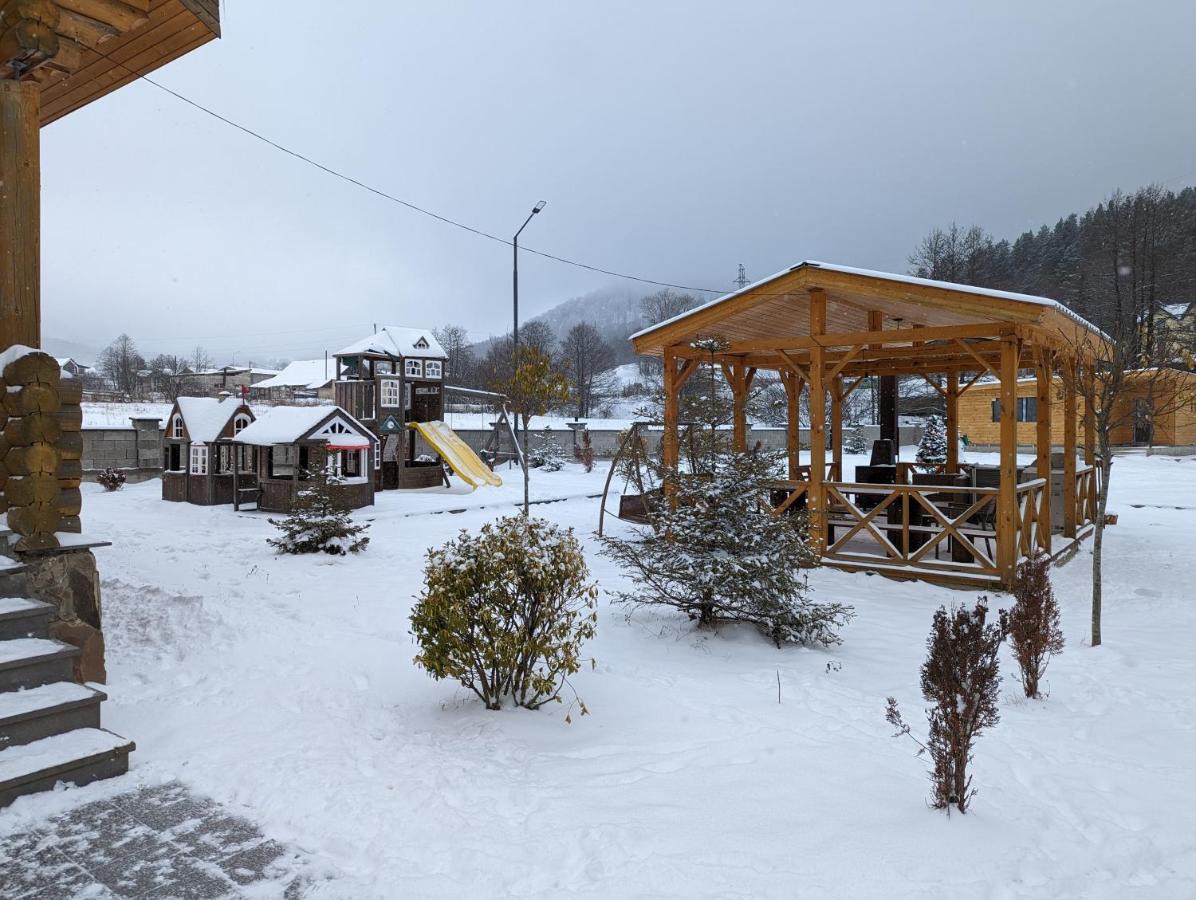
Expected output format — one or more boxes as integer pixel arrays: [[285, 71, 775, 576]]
[[959, 370, 1196, 449], [250, 359, 336, 401], [231, 406, 377, 513], [333, 327, 447, 489], [161, 396, 255, 505], [631, 261, 1111, 590]]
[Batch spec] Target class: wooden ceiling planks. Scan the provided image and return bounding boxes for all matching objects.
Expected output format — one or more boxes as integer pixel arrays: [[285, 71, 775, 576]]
[[13, 0, 219, 126]]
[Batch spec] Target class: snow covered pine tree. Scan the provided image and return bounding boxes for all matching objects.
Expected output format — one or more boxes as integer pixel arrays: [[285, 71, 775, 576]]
[[845, 429, 867, 455], [915, 415, 948, 471], [268, 455, 370, 555], [600, 450, 853, 647], [531, 426, 567, 472]]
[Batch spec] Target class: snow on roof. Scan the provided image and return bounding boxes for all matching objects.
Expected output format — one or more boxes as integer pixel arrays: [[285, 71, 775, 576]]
[[176, 396, 247, 443], [336, 326, 446, 360], [629, 260, 1105, 341], [1162, 302, 1192, 319], [252, 359, 335, 391], [233, 405, 371, 447]]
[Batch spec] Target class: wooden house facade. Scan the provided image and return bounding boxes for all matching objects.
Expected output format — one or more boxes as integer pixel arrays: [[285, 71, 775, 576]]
[[161, 396, 255, 505], [231, 406, 377, 513], [333, 327, 448, 490]]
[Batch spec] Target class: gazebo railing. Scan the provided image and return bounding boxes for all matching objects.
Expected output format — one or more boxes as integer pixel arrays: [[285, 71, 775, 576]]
[[819, 482, 1002, 578], [1013, 477, 1050, 559], [1075, 465, 1098, 529]]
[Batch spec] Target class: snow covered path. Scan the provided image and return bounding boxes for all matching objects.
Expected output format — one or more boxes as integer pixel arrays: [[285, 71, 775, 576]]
[[2, 455, 1194, 898]]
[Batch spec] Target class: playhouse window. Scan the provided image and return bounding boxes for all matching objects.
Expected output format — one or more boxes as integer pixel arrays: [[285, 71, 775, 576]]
[[270, 445, 298, 478], [405, 358, 424, 378], [405, 383, 412, 410], [233, 414, 251, 434], [380, 379, 402, 408], [172, 415, 183, 439], [376, 360, 393, 375], [165, 444, 182, 472], [374, 441, 381, 470], [189, 445, 208, 475], [424, 360, 443, 380]]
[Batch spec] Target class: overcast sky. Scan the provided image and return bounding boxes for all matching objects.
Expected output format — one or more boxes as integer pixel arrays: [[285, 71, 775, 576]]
[[39, 0, 1196, 364]]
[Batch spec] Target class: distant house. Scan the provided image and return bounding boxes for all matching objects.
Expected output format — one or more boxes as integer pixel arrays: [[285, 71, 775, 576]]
[[250, 359, 336, 401], [179, 366, 280, 396], [162, 396, 256, 505], [55, 357, 91, 378], [1151, 301, 1196, 366], [958, 369, 1196, 449], [232, 405, 376, 512]]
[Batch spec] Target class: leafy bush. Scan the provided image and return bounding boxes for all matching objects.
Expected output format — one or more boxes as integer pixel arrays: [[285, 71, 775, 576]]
[[268, 468, 370, 556], [886, 599, 1007, 814], [411, 516, 597, 712], [96, 468, 126, 492], [600, 449, 853, 647], [1007, 554, 1064, 699]]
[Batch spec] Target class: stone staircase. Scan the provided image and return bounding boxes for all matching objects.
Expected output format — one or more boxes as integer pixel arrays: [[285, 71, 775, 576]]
[[0, 561, 133, 808]]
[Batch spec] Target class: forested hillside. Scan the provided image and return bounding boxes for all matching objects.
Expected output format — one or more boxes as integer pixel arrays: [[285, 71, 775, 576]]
[[908, 185, 1196, 358]]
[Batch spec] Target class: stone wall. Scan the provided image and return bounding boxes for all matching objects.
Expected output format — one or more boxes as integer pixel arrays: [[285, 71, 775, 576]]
[[82, 417, 163, 482]]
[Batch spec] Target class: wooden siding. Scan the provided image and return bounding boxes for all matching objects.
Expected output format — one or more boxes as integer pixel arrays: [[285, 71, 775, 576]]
[[256, 478, 373, 514]]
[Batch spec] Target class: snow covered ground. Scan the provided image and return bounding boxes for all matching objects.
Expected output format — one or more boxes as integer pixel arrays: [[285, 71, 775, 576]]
[[3, 452, 1195, 897]]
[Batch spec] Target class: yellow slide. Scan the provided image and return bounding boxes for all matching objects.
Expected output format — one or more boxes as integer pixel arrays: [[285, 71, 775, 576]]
[[409, 421, 503, 489]]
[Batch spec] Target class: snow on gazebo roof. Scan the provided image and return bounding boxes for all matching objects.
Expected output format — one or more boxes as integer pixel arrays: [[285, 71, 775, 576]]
[[175, 397, 248, 444], [335, 326, 446, 360], [233, 406, 373, 448]]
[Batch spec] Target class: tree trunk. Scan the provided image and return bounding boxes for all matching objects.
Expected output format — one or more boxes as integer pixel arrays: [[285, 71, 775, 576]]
[[1091, 456, 1113, 648]]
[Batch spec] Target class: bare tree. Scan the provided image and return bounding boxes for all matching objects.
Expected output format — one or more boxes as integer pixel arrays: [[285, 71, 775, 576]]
[[1067, 325, 1193, 647], [559, 322, 616, 418], [98, 334, 145, 396], [433, 324, 477, 385], [191, 345, 214, 372], [147, 353, 187, 401]]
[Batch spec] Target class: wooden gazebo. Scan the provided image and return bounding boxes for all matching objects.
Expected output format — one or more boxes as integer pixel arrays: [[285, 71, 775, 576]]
[[631, 262, 1108, 590]]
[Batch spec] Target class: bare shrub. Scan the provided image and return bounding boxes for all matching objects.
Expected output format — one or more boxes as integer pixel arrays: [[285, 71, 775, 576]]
[[1007, 554, 1064, 699]]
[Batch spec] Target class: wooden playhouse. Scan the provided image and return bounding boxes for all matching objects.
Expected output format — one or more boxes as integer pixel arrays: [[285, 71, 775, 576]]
[[161, 396, 255, 505]]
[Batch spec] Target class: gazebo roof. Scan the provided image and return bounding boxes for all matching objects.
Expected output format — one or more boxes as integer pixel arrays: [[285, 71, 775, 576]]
[[631, 261, 1106, 359]]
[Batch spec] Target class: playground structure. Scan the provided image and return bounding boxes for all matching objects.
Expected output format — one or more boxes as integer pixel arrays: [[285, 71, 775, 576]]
[[598, 421, 702, 536]]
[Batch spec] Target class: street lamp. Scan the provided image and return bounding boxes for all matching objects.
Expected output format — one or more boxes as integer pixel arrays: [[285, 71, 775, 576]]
[[513, 200, 547, 352]]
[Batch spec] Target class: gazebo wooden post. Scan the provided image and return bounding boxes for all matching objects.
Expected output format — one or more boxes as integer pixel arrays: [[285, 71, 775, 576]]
[[1083, 361, 1097, 514], [1061, 355, 1078, 538], [731, 359, 747, 452], [808, 289, 828, 553], [997, 338, 1020, 583], [0, 80, 42, 350], [945, 370, 960, 474], [1035, 348, 1053, 553], [830, 377, 843, 481], [782, 369, 801, 479], [662, 347, 680, 471]]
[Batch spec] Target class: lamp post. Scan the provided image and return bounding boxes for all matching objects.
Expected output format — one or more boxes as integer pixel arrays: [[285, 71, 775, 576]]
[[512, 200, 546, 514]]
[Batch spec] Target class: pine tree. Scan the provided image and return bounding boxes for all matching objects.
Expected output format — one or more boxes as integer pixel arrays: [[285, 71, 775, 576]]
[[845, 429, 867, 455], [268, 454, 370, 555], [530, 426, 566, 472], [916, 415, 948, 471], [600, 450, 853, 647]]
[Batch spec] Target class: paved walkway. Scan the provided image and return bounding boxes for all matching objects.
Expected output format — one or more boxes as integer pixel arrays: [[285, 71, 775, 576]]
[[1, 782, 315, 898]]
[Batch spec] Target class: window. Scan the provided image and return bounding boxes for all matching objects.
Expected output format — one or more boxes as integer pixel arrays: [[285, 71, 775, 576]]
[[991, 398, 1038, 422], [405, 358, 424, 378], [424, 360, 443, 380], [270, 445, 298, 478], [380, 378, 402, 408], [405, 383, 412, 410], [233, 413, 251, 434], [374, 440, 381, 470], [189, 445, 208, 475], [172, 415, 183, 439], [376, 360, 393, 375], [165, 444, 182, 472], [414, 336, 430, 350]]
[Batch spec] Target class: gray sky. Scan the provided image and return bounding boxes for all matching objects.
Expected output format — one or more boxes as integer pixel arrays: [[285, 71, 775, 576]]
[[40, 0, 1196, 364]]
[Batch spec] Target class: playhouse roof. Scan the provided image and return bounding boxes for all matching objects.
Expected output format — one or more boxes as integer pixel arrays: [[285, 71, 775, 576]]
[[252, 360, 336, 391], [336, 327, 446, 360], [233, 406, 373, 448], [175, 397, 247, 443]]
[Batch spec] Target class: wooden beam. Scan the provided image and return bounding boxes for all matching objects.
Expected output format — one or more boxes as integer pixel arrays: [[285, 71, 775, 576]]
[[1061, 356, 1077, 538], [0, 80, 40, 350], [809, 289, 827, 553], [1035, 348, 1052, 553], [54, 7, 118, 47], [55, 0, 148, 33], [727, 322, 1010, 354], [946, 371, 959, 474], [782, 369, 800, 479], [997, 339, 1019, 582], [675, 357, 699, 391], [662, 348, 679, 471]]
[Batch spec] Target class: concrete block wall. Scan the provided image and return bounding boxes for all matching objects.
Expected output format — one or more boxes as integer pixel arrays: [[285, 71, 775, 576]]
[[82, 418, 164, 484]]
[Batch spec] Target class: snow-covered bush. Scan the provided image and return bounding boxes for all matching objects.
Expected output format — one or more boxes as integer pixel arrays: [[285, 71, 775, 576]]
[[411, 515, 597, 712], [600, 450, 853, 647], [529, 427, 566, 472], [916, 415, 948, 471], [845, 430, 867, 455], [886, 599, 1008, 814], [268, 467, 370, 556], [1007, 554, 1064, 699], [96, 468, 126, 492]]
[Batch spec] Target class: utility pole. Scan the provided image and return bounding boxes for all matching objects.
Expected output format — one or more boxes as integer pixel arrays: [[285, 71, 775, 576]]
[[512, 201, 547, 515]]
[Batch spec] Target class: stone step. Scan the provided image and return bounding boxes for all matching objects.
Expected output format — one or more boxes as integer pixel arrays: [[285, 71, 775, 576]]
[[0, 561, 30, 600], [0, 597, 54, 641], [0, 682, 105, 750], [0, 727, 135, 809], [0, 638, 80, 691]]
